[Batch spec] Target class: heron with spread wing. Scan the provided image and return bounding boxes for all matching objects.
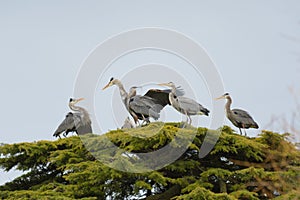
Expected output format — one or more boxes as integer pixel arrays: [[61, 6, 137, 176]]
[[158, 82, 210, 125], [216, 93, 259, 135], [127, 86, 164, 124], [53, 98, 92, 138], [102, 77, 185, 125]]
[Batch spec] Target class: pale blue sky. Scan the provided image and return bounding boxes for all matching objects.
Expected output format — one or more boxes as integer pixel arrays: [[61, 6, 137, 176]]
[[0, 1, 300, 184]]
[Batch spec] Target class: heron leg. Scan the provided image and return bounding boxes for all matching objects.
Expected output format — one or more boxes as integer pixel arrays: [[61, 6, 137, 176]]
[[242, 125, 247, 136], [133, 115, 140, 127], [238, 128, 242, 135], [182, 112, 189, 127], [140, 115, 150, 127], [188, 115, 192, 125]]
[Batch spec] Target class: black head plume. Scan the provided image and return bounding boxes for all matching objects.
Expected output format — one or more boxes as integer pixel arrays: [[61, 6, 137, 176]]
[[69, 98, 73, 102], [224, 93, 229, 96], [110, 77, 114, 82]]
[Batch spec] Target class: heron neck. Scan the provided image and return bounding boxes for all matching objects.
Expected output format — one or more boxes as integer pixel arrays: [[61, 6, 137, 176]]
[[225, 97, 232, 112], [69, 104, 91, 123], [169, 86, 177, 105], [128, 90, 136, 98], [69, 104, 84, 113], [115, 81, 128, 105]]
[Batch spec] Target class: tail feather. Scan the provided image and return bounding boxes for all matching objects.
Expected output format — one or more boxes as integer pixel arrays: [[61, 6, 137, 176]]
[[252, 122, 259, 129], [201, 108, 210, 116]]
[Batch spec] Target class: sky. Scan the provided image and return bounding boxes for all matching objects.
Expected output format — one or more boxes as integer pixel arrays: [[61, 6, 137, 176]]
[[0, 0, 300, 184]]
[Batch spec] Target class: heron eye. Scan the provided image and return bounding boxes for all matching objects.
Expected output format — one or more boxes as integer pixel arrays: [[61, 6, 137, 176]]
[[69, 98, 73, 102], [110, 77, 114, 81]]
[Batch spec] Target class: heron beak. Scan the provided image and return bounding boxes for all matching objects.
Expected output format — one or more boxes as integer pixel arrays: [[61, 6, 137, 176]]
[[158, 83, 169, 87], [77, 98, 85, 102], [102, 83, 111, 90], [215, 96, 225, 100]]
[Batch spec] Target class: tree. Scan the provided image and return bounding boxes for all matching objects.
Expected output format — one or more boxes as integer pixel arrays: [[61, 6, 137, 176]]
[[0, 123, 299, 199]]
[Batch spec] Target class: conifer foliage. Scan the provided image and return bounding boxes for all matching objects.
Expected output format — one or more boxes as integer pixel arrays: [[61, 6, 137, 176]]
[[0, 123, 299, 199]]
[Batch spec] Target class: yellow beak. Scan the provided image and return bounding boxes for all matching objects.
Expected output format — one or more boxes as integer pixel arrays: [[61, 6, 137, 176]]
[[102, 83, 111, 90], [215, 96, 225, 100], [158, 83, 170, 87], [77, 98, 85, 102]]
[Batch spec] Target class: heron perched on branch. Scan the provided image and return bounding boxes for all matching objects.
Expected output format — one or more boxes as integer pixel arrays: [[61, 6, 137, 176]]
[[158, 82, 210, 125], [216, 93, 259, 135], [53, 98, 92, 138], [102, 77, 185, 125], [127, 86, 163, 124]]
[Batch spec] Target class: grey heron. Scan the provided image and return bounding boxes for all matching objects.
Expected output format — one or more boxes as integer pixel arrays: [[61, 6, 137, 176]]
[[158, 82, 210, 125], [216, 93, 259, 135], [102, 78, 162, 125], [127, 86, 163, 124], [102, 78, 184, 125], [53, 98, 92, 138]]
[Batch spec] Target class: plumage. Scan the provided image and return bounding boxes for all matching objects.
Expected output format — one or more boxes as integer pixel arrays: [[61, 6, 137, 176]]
[[175, 96, 210, 116], [216, 93, 259, 135], [53, 98, 92, 138]]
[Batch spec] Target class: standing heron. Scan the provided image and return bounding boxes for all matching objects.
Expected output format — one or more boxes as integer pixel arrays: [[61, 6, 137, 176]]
[[102, 78, 164, 125], [158, 82, 210, 125], [53, 98, 92, 138], [127, 86, 163, 124], [215, 93, 259, 135]]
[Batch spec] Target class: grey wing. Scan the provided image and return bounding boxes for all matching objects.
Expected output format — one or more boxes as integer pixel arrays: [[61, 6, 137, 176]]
[[129, 96, 151, 115], [73, 113, 92, 135], [53, 112, 76, 137], [232, 109, 258, 128], [138, 95, 164, 113], [177, 96, 209, 116], [129, 96, 160, 119]]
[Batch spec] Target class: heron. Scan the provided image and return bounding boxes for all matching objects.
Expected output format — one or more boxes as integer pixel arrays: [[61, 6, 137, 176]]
[[158, 82, 210, 125], [53, 98, 92, 138], [102, 78, 163, 125], [127, 86, 164, 124], [215, 93, 259, 135]]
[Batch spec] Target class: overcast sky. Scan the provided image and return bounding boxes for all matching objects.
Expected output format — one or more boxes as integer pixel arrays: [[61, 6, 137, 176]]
[[1, 0, 300, 184]]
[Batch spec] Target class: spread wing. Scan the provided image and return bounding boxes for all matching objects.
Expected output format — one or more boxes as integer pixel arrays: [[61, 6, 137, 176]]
[[144, 87, 185, 107]]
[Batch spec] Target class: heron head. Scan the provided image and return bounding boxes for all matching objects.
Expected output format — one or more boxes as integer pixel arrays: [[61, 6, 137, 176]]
[[215, 93, 230, 100], [69, 97, 84, 105], [129, 86, 140, 97], [102, 77, 119, 90]]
